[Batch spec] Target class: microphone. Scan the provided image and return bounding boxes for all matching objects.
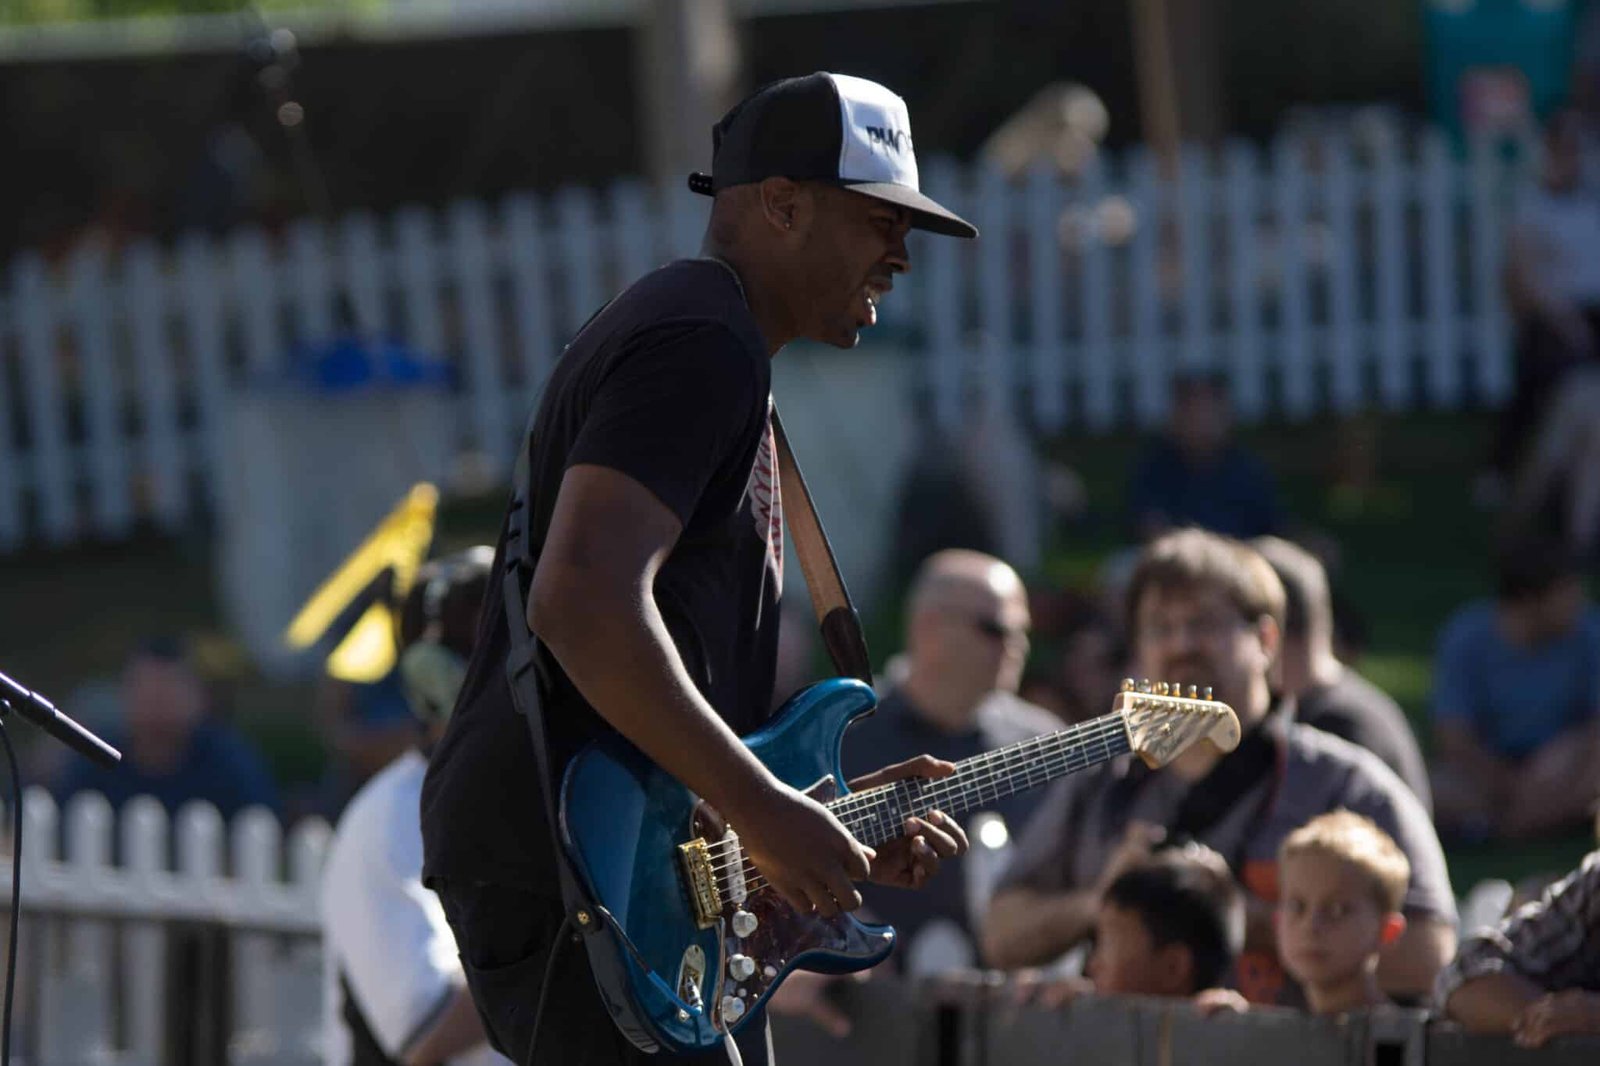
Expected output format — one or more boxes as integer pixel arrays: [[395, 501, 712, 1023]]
[[0, 670, 121, 769]]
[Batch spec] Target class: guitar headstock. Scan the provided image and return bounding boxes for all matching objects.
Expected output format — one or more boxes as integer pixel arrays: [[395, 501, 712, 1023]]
[[1114, 678, 1240, 768]]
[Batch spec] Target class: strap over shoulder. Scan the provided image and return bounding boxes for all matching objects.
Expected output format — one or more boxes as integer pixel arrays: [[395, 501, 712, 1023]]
[[770, 407, 874, 686]]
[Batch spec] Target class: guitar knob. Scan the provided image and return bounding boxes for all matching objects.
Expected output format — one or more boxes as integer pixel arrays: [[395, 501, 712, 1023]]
[[721, 995, 746, 1022], [728, 954, 756, 981], [731, 910, 758, 938]]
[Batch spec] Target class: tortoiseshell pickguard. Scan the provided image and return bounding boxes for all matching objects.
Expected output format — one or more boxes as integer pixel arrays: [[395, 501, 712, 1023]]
[[690, 778, 894, 1033]]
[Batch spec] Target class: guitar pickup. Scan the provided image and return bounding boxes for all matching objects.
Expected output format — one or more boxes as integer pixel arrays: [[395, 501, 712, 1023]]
[[678, 838, 722, 929]]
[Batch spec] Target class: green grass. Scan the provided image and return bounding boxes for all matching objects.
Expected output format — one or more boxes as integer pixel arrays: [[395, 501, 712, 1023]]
[[1, 408, 1591, 886], [1030, 410, 1504, 717]]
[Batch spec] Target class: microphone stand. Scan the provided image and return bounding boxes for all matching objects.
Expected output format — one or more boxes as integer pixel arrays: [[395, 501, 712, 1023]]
[[0, 671, 120, 1066]]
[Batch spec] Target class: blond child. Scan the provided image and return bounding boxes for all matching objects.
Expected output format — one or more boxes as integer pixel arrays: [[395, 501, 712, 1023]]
[[1276, 810, 1410, 1015]]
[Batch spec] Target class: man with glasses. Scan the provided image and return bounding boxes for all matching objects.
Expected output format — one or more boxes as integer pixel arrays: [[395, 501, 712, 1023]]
[[837, 549, 1060, 974], [980, 529, 1455, 1006]]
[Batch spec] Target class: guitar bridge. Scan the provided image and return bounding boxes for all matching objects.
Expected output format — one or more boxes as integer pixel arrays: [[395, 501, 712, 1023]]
[[678, 838, 722, 929]]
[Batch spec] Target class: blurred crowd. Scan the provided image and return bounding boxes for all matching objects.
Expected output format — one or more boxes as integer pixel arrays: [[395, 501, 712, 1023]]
[[33, 341, 1600, 1049], [25, 70, 1600, 1062], [761, 356, 1600, 1041]]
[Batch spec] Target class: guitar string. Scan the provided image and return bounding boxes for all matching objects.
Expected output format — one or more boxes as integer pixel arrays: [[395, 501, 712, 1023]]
[[699, 714, 1133, 878], [720, 717, 1132, 889], [700, 714, 1141, 886], [700, 703, 1216, 887], [699, 714, 1128, 875]]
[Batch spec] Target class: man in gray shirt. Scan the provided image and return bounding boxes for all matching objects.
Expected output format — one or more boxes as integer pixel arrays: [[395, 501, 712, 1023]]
[[980, 529, 1456, 1005], [841, 549, 1062, 973]]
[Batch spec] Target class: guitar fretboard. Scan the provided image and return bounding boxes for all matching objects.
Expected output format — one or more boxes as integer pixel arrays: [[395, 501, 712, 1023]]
[[830, 711, 1132, 849]]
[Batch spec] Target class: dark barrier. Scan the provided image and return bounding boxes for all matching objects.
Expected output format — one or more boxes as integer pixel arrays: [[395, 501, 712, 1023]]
[[1429, 1023, 1600, 1066], [990, 997, 1371, 1066], [771, 976, 1600, 1066], [770, 976, 936, 1066]]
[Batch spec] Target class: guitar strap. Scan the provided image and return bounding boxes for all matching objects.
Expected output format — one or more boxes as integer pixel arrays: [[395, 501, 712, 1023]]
[[1169, 707, 1288, 874], [501, 486, 660, 1052], [769, 407, 873, 684], [499, 400, 870, 1055]]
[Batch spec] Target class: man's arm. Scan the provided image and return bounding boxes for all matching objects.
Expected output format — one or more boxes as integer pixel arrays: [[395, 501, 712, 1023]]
[[1428, 613, 1509, 798], [1432, 722, 1512, 791], [981, 820, 1163, 970], [1377, 913, 1456, 999], [1437, 851, 1600, 1032], [1503, 723, 1600, 837], [529, 463, 872, 916], [1444, 972, 1546, 1034], [982, 887, 1099, 970]]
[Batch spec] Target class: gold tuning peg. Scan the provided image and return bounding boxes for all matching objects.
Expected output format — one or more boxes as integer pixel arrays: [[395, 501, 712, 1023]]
[[1187, 684, 1198, 699], [1121, 678, 1135, 692], [1138, 679, 1152, 693], [1203, 686, 1213, 701]]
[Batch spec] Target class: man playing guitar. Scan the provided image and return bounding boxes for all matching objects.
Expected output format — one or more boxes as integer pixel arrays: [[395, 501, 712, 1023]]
[[420, 72, 978, 1065]]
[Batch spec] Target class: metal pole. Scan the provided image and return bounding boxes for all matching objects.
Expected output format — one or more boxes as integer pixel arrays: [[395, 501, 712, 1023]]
[[634, 0, 743, 191]]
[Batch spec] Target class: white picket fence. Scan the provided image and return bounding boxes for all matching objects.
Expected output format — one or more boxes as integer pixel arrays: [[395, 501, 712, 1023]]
[[0, 122, 1522, 551], [2, 788, 330, 1066]]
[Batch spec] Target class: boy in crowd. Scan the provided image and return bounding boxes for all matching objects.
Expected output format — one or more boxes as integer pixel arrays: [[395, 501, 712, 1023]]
[[1018, 845, 1248, 1013], [1275, 811, 1409, 1016], [1090, 846, 1246, 999]]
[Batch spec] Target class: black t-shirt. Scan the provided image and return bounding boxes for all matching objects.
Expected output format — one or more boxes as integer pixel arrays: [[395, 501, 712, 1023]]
[[1295, 668, 1433, 815], [420, 259, 784, 892]]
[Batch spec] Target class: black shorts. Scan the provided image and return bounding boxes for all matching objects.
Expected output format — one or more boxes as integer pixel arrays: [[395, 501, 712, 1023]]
[[432, 879, 772, 1066]]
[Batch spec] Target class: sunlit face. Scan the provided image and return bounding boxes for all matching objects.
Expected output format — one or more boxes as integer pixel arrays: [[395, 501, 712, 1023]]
[[1133, 584, 1268, 722], [1088, 902, 1190, 996], [792, 186, 911, 349], [914, 568, 1032, 700], [1275, 851, 1389, 990]]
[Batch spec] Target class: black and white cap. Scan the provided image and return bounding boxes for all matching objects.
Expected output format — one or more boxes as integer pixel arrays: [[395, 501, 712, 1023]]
[[688, 72, 977, 240]]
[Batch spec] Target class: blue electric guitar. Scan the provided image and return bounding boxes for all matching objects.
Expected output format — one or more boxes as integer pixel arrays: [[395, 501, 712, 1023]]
[[558, 676, 1240, 1054]]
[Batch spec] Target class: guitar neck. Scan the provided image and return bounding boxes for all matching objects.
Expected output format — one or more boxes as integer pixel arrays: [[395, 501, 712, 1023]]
[[833, 710, 1133, 849]]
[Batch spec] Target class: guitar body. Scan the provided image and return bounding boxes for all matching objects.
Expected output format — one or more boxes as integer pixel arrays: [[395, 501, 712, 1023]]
[[558, 672, 1239, 1055], [560, 678, 891, 1055]]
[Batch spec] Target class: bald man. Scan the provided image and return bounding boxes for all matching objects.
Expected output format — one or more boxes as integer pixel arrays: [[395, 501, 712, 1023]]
[[840, 549, 1061, 973]]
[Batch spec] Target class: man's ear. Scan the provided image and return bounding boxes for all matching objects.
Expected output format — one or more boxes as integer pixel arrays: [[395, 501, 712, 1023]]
[[1379, 911, 1407, 948], [1254, 614, 1281, 674], [758, 177, 801, 234]]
